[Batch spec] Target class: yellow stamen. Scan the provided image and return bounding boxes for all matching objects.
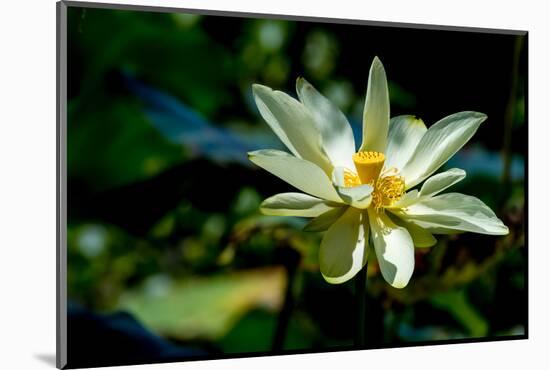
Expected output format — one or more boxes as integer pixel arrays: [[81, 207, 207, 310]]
[[352, 151, 385, 184], [343, 169, 361, 187], [346, 153, 405, 210], [372, 172, 406, 211]]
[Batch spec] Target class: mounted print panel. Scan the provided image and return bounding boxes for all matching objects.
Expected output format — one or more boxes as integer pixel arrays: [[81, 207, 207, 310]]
[[57, 1, 527, 368]]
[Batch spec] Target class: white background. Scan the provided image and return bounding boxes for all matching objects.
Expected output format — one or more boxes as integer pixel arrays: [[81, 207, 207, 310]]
[[0, 0, 547, 369]]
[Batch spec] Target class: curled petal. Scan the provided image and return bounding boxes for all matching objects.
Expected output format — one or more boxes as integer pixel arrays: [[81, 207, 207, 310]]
[[332, 166, 373, 209]]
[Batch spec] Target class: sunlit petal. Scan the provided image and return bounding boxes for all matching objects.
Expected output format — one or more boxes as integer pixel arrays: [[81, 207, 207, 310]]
[[359, 57, 390, 153], [390, 214, 437, 248], [386, 189, 420, 209], [296, 78, 356, 169], [252, 84, 332, 173], [319, 208, 369, 284], [260, 192, 339, 217], [368, 208, 415, 288], [393, 192, 509, 235], [419, 168, 466, 198], [384, 115, 427, 171], [400, 111, 487, 189], [248, 149, 342, 202]]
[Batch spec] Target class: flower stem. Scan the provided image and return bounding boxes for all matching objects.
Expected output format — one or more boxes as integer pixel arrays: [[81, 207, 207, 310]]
[[354, 259, 368, 347]]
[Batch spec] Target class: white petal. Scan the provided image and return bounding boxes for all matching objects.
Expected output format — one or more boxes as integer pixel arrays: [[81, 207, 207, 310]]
[[334, 185, 373, 209], [390, 214, 437, 248], [419, 168, 466, 198], [386, 189, 420, 209], [319, 208, 369, 284], [384, 115, 427, 171], [395, 193, 509, 235], [368, 208, 415, 288], [252, 84, 332, 173], [260, 192, 338, 217], [248, 149, 342, 202], [296, 78, 356, 169], [400, 111, 487, 189], [332, 167, 373, 209], [304, 206, 348, 232], [359, 57, 390, 153]]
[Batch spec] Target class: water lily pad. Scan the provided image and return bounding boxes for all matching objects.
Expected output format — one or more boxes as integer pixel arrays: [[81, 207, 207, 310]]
[[118, 267, 286, 340]]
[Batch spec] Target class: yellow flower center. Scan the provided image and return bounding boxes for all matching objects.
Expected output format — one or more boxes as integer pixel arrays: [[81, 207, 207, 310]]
[[345, 151, 406, 210], [352, 151, 386, 184], [372, 169, 406, 210]]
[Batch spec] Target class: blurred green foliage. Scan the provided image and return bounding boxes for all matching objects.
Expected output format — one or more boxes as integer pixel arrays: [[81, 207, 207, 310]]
[[67, 6, 526, 355]]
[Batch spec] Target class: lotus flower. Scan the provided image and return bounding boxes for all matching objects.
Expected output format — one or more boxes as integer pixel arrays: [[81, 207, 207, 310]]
[[248, 57, 508, 288]]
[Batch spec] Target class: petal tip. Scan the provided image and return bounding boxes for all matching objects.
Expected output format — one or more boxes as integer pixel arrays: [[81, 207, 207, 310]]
[[449, 167, 467, 177], [252, 83, 270, 95], [296, 76, 314, 95], [295, 76, 310, 95], [321, 272, 353, 285], [466, 111, 488, 123], [390, 280, 409, 289], [413, 116, 425, 125], [370, 56, 386, 73], [500, 225, 510, 235], [478, 112, 488, 123], [389, 272, 413, 289]]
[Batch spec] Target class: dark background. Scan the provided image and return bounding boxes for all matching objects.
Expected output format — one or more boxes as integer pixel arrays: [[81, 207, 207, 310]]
[[65, 4, 526, 368]]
